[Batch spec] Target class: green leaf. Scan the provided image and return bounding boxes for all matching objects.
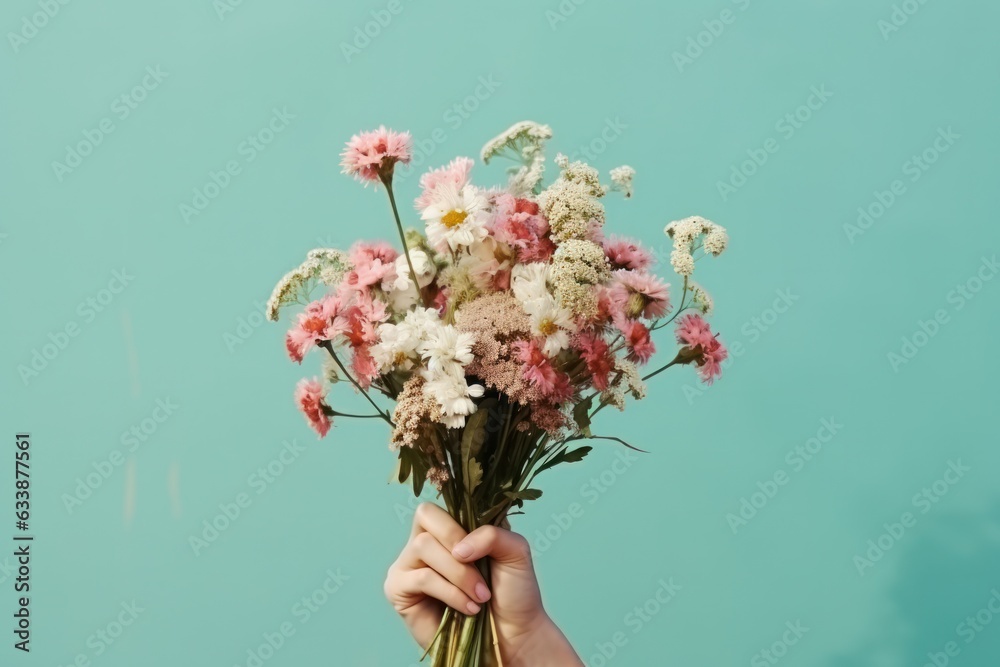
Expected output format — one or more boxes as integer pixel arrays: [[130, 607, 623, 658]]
[[504, 488, 543, 502], [461, 408, 490, 495], [536, 445, 593, 475], [562, 445, 592, 463], [397, 448, 412, 485], [410, 451, 428, 498], [573, 396, 594, 437], [412, 464, 426, 497], [465, 458, 483, 495]]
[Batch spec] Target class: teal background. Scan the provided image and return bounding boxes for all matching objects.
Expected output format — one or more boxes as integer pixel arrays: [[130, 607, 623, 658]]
[[2, 1, 999, 665]]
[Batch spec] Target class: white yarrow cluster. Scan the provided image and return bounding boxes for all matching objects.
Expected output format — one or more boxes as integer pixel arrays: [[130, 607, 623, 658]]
[[663, 216, 729, 277], [609, 165, 635, 198], [687, 280, 714, 315], [481, 121, 553, 196], [266, 248, 352, 321], [371, 308, 483, 428], [600, 358, 647, 411], [538, 155, 606, 242]]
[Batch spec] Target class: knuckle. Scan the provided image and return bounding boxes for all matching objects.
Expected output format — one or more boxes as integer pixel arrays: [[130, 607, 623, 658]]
[[478, 525, 499, 544], [412, 531, 432, 551], [414, 567, 432, 588], [414, 502, 436, 524], [510, 533, 532, 559]]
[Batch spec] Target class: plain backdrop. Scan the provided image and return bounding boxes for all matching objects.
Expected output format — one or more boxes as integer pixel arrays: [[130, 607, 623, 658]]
[[1, 1, 999, 665]]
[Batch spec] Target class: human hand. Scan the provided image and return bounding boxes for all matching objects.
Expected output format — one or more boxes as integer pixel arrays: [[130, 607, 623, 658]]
[[384, 503, 582, 666]]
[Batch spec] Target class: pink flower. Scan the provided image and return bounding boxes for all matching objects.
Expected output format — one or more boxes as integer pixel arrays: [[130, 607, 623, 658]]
[[351, 346, 379, 388], [341, 291, 388, 350], [575, 331, 613, 390], [349, 240, 399, 267], [416, 157, 474, 209], [295, 378, 331, 437], [285, 295, 346, 362], [489, 193, 555, 262], [341, 126, 412, 185], [603, 236, 653, 271], [620, 320, 656, 364], [513, 339, 573, 403], [609, 270, 671, 320], [675, 313, 713, 347], [343, 241, 399, 291], [675, 314, 727, 384]]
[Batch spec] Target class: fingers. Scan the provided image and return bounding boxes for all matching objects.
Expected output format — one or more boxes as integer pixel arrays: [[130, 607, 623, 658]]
[[397, 567, 483, 616], [402, 532, 492, 605], [410, 502, 468, 551], [452, 525, 533, 566]]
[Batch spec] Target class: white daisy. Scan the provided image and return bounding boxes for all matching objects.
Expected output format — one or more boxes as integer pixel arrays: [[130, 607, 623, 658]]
[[421, 183, 489, 253], [511, 262, 551, 305], [371, 308, 441, 372], [417, 322, 476, 377], [526, 296, 574, 356], [421, 369, 485, 429]]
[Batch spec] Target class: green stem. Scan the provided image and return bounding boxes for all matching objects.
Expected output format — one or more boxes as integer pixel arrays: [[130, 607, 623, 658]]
[[330, 410, 385, 419], [381, 176, 430, 308], [319, 342, 394, 426], [642, 357, 681, 382]]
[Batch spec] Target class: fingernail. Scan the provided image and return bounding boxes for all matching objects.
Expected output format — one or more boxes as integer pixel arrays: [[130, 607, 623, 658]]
[[466, 602, 481, 615], [475, 583, 491, 603], [453, 542, 473, 559]]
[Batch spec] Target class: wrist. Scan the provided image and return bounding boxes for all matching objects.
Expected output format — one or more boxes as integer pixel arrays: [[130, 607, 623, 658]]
[[505, 613, 582, 667]]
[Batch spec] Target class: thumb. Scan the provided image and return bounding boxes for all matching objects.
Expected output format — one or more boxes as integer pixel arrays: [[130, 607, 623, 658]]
[[451, 525, 532, 566]]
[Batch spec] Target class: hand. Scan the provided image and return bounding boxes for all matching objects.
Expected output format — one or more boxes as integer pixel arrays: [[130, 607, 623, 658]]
[[384, 503, 582, 666]]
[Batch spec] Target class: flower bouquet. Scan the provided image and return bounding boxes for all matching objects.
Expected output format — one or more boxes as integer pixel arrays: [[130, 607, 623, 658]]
[[266, 121, 729, 665]]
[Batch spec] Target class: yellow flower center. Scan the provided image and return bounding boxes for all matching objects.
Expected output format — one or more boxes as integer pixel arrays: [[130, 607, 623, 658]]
[[441, 209, 468, 228], [539, 319, 558, 336], [626, 292, 647, 318]]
